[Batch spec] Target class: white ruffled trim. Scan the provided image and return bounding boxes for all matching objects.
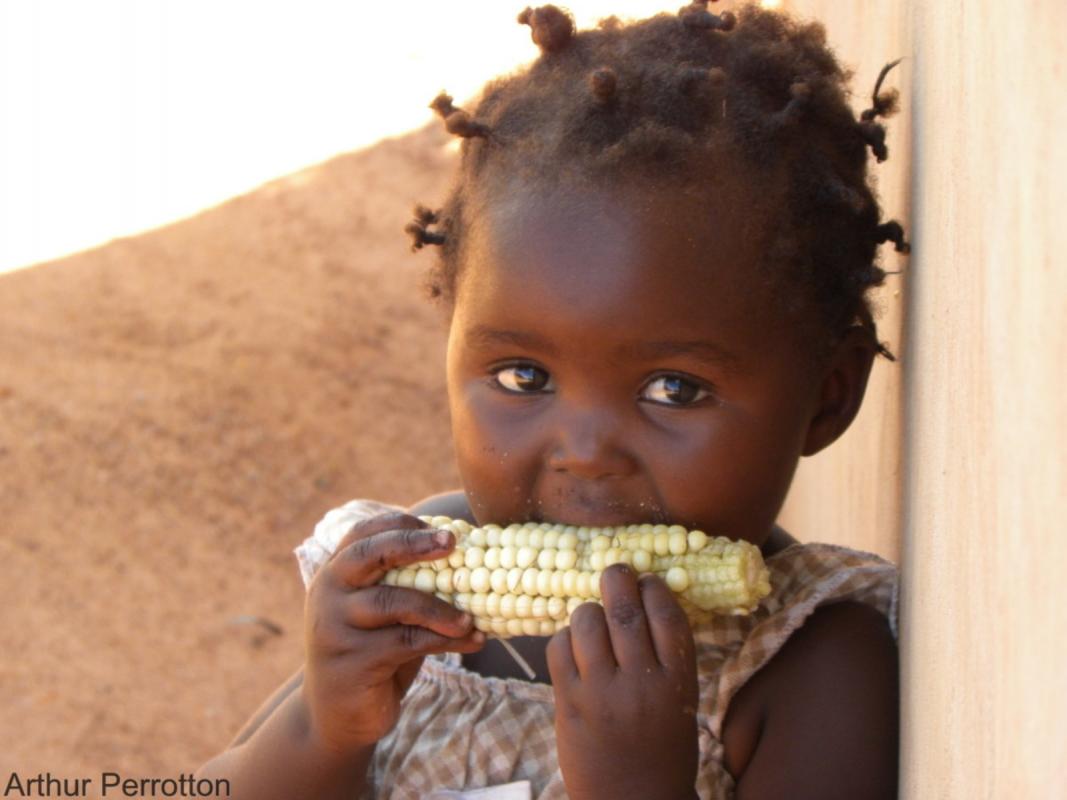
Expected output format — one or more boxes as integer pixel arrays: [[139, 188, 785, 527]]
[[424, 781, 532, 799], [294, 498, 404, 588]]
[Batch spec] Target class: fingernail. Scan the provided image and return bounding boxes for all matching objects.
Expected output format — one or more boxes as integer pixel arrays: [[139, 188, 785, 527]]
[[472, 631, 486, 644], [458, 612, 472, 627], [434, 530, 452, 547]]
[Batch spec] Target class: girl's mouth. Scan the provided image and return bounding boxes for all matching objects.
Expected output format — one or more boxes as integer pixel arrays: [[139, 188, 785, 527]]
[[528, 490, 670, 527]]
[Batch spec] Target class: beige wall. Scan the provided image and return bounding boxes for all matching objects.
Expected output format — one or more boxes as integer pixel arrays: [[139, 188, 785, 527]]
[[781, 0, 1067, 796], [902, 1, 1067, 796]]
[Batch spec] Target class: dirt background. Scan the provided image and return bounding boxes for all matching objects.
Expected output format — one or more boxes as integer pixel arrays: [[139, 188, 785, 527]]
[[0, 125, 461, 783]]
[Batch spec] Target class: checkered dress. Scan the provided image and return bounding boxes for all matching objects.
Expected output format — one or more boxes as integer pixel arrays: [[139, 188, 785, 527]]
[[296, 500, 899, 800]]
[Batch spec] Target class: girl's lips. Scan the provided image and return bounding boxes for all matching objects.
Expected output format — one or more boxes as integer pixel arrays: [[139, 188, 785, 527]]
[[528, 484, 670, 527], [539, 512, 642, 527], [531, 504, 670, 528]]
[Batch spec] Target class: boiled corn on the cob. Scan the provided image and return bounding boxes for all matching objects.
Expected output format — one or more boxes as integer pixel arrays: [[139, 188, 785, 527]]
[[381, 516, 772, 638]]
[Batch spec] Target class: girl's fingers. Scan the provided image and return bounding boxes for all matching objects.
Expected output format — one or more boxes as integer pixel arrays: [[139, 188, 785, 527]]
[[599, 564, 658, 670], [357, 622, 486, 672], [567, 601, 616, 680], [638, 573, 696, 672], [546, 626, 580, 683], [332, 511, 433, 554], [346, 585, 473, 638], [332, 527, 455, 588]]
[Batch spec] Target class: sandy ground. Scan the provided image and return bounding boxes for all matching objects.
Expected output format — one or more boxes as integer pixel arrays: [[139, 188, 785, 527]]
[[0, 125, 461, 784]]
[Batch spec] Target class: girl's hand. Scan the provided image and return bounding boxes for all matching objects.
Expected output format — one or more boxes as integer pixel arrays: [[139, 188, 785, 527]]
[[547, 565, 700, 800], [302, 512, 485, 755]]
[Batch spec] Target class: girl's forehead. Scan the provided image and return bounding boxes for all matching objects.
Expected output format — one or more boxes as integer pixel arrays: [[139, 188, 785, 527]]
[[455, 181, 783, 339]]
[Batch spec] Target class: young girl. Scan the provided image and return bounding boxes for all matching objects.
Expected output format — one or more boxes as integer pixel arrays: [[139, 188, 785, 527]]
[[198, 3, 906, 797]]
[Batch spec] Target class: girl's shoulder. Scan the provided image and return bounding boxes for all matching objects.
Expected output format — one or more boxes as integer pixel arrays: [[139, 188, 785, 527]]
[[697, 538, 898, 721], [712, 541, 899, 797], [758, 539, 899, 635]]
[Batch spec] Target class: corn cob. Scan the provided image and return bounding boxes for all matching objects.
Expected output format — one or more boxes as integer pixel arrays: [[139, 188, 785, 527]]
[[381, 516, 772, 638]]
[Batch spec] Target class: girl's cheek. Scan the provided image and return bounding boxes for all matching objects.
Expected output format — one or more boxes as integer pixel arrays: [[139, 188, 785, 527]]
[[454, 387, 520, 469], [453, 388, 550, 516]]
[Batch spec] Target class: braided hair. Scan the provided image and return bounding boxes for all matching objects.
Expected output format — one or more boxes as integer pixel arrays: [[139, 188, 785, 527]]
[[406, 1, 909, 360]]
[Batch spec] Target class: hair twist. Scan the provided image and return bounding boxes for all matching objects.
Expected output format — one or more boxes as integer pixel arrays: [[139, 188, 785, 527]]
[[518, 5, 575, 53], [857, 59, 902, 161], [860, 59, 902, 122], [770, 80, 812, 130], [875, 220, 910, 253], [405, 204, 446, 252], [679, 2, 736, 32], [590, 67, 618, 104], [859, 121, 888, 162], [430, 92, 491, 139]]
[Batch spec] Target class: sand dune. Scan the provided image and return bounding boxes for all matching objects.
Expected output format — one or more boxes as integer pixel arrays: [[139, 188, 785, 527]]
[[0, 124, 460, 775]]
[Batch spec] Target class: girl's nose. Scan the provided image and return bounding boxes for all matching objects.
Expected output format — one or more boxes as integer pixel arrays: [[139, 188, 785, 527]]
[[546, 409, 635, 480]]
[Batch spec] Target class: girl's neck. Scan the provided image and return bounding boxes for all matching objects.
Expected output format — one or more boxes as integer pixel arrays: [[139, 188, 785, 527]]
[[762, 524, 798, 558]]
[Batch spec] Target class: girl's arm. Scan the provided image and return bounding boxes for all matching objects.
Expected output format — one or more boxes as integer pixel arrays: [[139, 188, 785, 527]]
[[227, 667, 303, 748], [195, 511, 485, 800], [723, 601, 899, 800], [216, 494, 469, 754], [195, 679, 376, 800]]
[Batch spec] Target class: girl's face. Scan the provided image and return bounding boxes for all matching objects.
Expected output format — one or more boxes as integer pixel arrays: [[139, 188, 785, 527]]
[[445, 181, 828, 548]]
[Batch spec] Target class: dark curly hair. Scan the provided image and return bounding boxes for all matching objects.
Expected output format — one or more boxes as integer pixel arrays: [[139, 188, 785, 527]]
[[406, 1, 909, 360]]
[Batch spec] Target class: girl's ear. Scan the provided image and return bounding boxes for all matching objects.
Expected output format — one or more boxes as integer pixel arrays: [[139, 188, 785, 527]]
[[801, 326, 879, 456]]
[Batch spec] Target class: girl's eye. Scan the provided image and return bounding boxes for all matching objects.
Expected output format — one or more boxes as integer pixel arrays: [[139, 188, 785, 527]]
[[641, 374, 711, 406], [492, 364, 553, 394]]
